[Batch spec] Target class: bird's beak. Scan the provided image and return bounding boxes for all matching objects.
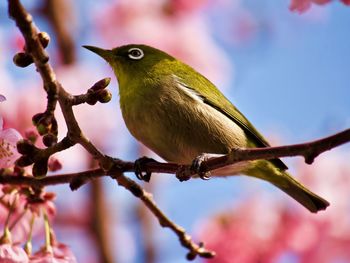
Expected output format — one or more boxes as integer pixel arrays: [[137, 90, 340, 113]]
[[83, 45, 112, 62]]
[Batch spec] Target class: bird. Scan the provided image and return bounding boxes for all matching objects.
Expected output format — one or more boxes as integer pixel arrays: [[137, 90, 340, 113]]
[[83, 44, 329, 213]]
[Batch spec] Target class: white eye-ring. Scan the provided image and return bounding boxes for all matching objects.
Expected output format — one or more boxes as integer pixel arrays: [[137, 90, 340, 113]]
[[128, 48, 144, 60]]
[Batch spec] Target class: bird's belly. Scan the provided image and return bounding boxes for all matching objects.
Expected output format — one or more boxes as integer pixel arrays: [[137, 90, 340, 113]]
[[122, 98, 248, 165]]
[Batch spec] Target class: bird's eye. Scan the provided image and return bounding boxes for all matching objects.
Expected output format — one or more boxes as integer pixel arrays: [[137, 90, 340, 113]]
[[128, 48, 144, 60]]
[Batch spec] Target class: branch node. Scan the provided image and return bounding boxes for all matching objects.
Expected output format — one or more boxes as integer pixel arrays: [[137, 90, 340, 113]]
[[69, 177, 88, 191], [304, 155, 313, 164], [175, 165, 192, 182]]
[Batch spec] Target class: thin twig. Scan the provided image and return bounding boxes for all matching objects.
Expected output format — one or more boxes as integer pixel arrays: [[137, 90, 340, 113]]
[[113, 174, 215, 260]]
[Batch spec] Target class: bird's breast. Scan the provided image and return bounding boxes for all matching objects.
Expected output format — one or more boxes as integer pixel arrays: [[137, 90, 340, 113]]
[[119, 83, 248, 165]]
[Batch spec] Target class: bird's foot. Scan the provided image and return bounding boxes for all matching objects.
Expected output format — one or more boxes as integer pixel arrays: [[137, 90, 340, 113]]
[[191, 153, 212, 180], [176, 153, 218, 181], [134, 156, 156, 182]]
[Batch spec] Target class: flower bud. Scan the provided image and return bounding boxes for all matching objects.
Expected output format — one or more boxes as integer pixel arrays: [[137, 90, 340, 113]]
[[90, 77, 111, 91], [32, 113, 45, 126], [97, 89, 112, 103], [36, 123, 48, 136], [43, 133, 57, 147], [16, 139, 36, 155], [13, 52, 33, 67], [15, 156, 34, 167], [38, 32, 50, 48], [32, 158, 48, 177]]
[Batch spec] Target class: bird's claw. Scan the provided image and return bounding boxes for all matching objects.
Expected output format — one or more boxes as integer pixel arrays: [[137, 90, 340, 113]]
[[134, 157, 156, 182], [191, 153, 211, 180], [176, 154, 212, 181]]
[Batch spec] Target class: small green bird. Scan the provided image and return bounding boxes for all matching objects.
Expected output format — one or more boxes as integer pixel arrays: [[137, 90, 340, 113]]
[[84, 44, 329, 213]]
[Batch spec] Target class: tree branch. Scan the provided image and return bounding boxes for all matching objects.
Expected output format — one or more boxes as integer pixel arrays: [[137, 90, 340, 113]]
[[2, 128, 349, 187], [0, 169, 105, 188], [201, 128, 350, 173], [113, 174, 215, 260]]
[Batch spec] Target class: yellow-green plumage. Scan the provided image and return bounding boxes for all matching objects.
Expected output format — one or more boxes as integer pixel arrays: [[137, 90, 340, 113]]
[[84, 44, 329, 213]]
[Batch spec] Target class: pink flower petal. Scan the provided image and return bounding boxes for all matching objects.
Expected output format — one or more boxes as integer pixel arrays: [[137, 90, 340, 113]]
[[289, 0, 312, 13], [0, 244, 29, 263], [1, 128, 22, 145], [30, 244, 77, 263], [312, 0, 331, 4], [29, 252, 61, 263], [0, 126, 22, 168], [52, 243, 77, 262]]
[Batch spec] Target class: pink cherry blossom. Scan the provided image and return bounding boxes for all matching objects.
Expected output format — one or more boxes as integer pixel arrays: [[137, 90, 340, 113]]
[[288, 0, 348, 13], [290, 0, 313, 13], [165, 0, 209, 14], [0, 116, 22, 168], [0, 190, 31, 244], [27, 192, 56, 218], [29, 243, 77, 263], [0, 188, 56, 245], [0, 243, 29, 263]]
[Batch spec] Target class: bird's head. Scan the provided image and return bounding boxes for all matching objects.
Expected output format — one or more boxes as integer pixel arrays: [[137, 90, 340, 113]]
[[83, 44, 175, 85]]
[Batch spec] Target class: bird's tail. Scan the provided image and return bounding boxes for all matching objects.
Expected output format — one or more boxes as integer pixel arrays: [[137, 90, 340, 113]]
[[244, 160, 330, 213]]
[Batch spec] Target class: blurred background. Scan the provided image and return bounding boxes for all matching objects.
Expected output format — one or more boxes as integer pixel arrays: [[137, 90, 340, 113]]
[[1, 0, 350, 262]]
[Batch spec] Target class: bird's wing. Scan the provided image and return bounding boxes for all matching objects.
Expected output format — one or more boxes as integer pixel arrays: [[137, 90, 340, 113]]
[[173, 73, 288, 170]]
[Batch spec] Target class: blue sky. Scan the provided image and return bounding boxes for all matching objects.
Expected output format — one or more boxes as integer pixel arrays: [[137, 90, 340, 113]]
[[218, 2, 350, 143]]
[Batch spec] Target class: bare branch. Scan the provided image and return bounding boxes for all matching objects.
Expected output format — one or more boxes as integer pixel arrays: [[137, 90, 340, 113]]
[[200, 128, 350, 173], [113, 174, 215, 260]]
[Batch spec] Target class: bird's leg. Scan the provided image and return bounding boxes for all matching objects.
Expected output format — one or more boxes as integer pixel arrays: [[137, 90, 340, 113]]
[[134, 156, 156, 182]]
